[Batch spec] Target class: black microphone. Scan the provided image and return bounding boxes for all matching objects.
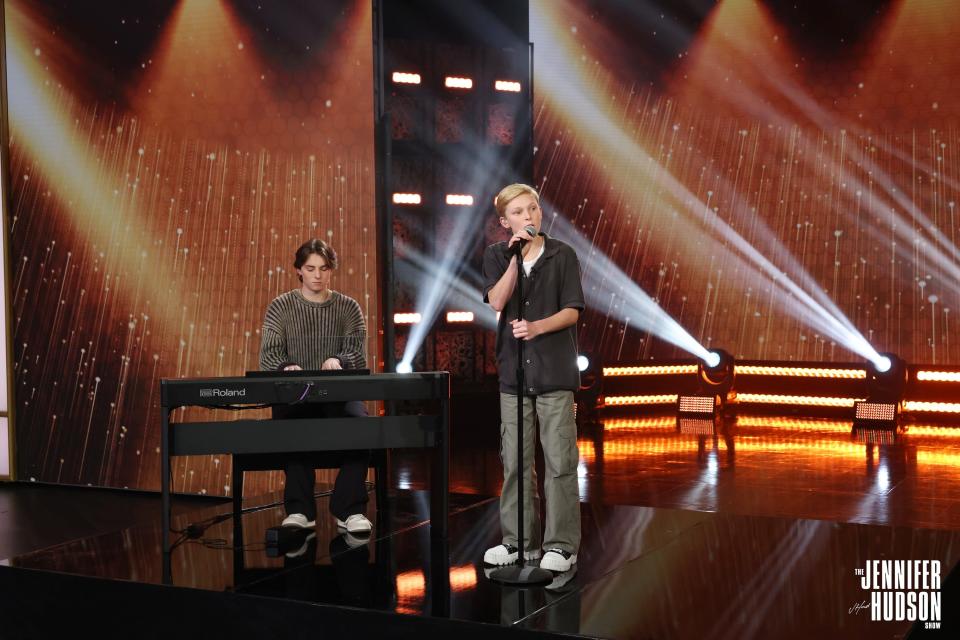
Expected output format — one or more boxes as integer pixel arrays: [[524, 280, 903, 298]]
[[512, 225, 538, 255]]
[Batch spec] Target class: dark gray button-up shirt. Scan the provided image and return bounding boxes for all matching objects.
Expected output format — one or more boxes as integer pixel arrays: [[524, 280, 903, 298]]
[[482, 234, 585, 395]]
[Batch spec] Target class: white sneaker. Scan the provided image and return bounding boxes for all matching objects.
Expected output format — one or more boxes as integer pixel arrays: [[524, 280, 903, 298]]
[[483, 544, 542, 566], [539, 548, 577, 572], [281, 513, 315, 529], [336, 514, 373, 533]]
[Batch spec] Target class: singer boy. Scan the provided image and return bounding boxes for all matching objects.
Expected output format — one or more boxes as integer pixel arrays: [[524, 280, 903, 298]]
[[480, 183, 585, 573]]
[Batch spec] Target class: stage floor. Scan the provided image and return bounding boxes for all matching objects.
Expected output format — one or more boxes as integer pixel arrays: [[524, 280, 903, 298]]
[[3, 413, 960, 637]]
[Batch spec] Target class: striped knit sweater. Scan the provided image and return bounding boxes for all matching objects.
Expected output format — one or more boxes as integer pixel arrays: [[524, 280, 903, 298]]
[[259, 289, 367, 371]]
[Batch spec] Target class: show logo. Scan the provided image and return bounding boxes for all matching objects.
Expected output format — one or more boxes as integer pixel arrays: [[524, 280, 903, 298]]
[[850, 560, 941, 629]]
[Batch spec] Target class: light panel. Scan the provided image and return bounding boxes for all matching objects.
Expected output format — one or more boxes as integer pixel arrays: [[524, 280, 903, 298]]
[[392, 192, 422, 205], [445, 194, 474, 206], [445, 311, 474, 323], [444, 76, 473, 89], [494, 80, 522, 92], [392, 71, 422, 84], [678, 395, 716, 414], [393, 312, 422, 325], [854, 402, 897, 422]]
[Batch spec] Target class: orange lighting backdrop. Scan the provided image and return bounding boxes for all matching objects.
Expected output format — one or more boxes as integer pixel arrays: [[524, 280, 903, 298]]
[[4, 0, 376, 494], [532, 0, 960, 365]]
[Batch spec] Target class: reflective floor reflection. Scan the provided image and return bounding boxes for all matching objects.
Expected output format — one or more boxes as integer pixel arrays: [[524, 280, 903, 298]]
[[6, 412, 960, 638], [396, 413, 960, 530]]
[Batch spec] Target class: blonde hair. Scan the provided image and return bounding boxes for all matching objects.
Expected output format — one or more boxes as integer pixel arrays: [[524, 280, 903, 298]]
[[495, 183, 539, 217]]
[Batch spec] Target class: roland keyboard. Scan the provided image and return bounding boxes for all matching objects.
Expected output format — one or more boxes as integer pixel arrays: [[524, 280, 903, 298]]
[[160, 371, 449, 408], [158, 370, 451, 567]]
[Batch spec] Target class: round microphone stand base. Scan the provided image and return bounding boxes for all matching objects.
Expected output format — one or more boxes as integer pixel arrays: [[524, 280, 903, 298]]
[[488, 563, 553, 587]]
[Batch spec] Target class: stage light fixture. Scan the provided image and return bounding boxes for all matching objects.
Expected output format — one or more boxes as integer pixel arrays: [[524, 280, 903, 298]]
[[392, 71, 422, 85], [445, 194, 474, 206], [859, 352, 906, 428], [393, 312, 422, 325], [445, 311, 474, 323], [574, 352, 602, 418], [444, 76, 473, 89], [874, 356, 893, 373], [392, 192, 422, 205], [396, 362, 413, 374], [494, 80, 521, 92], [699, 350, 734, 390], [675, 350, 734, 423]]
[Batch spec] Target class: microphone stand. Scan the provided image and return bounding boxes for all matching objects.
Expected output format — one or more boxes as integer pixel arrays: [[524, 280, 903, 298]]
[[490, 236, 552, 587]]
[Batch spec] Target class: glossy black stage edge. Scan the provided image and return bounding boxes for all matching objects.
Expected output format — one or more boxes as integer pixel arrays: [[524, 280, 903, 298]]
[[0, 481, 229, 561], [4, 486, 960, 638], [0, 566, 570, 640]]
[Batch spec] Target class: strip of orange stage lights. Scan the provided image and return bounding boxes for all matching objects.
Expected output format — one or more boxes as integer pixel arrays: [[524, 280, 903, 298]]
[[602, 364, 866, 379], [734, 365, 866, 379], [603, 393, 862, 409], [602, 365, 697, 376], [736, 393, 862, 408], [603, 394, 678, 406], [916, 370, 960, 382], [904, 401, 960, 414]]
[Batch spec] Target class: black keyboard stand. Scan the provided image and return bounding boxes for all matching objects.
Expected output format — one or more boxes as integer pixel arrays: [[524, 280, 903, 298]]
[[159, 371, 450, 609]]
